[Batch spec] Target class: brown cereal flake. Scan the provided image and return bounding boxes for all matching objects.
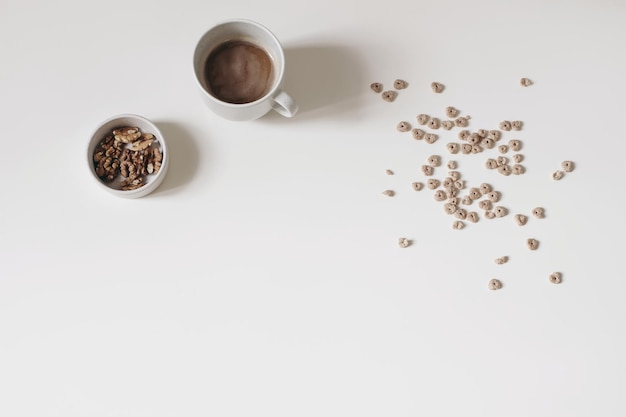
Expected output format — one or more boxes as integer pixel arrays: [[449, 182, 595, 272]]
[[428, 117, 441, 130], [515, 214, 528, 226], [417, 114, 430, 125], [495, 256, 508, 265], [561, 161, 575, 172], [527, 238, 540, 250], [398, 237, 411, 248], [394, 79, 408, 90], [431, 82, 445, 93], [489, 279, 503, 290], [445, 106, 460, 118], [549, 272, 562, 284], [382, 90, 397, 102], [452, 220, 465, 230], [397, 121, 411, 132], [370, 82, 383, 93], [411, 128, 426, 140]]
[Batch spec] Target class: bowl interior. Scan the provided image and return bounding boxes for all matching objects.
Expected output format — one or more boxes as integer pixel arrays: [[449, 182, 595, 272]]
[[88, 115, 168, 197]]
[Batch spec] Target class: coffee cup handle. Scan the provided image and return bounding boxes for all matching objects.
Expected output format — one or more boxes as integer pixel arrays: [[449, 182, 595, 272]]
[[272, 90, 298, 118]]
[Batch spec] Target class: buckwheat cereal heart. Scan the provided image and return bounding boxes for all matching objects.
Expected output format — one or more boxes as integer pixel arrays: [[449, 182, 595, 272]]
[[371, 76, 571, 291]]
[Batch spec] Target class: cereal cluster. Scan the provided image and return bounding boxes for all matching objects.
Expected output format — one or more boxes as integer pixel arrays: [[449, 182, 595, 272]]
[[376, 78, 573, 289]]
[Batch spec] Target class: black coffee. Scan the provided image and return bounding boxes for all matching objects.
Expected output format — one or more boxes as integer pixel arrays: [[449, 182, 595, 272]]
[[204, 40, 274, 104]]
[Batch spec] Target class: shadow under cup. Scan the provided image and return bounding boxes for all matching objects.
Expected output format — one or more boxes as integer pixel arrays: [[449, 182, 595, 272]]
[[193, 20, 293, 121]]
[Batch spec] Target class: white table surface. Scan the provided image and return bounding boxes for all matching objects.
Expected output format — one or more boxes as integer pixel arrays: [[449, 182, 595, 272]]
[[2, 0, 625, 416]]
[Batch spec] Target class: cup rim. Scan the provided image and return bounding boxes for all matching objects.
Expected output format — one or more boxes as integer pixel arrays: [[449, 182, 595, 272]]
[[193, 18, 286, 109]]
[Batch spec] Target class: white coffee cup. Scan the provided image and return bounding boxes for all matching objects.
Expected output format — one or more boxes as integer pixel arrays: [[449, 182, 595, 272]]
[[193, 19, 298, 121]]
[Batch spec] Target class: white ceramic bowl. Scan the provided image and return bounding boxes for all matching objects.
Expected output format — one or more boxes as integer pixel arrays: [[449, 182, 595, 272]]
[[87, 114, 169, 198]]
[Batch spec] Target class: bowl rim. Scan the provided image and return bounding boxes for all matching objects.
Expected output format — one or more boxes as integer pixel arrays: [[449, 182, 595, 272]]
[[87, 113, 168, 198]]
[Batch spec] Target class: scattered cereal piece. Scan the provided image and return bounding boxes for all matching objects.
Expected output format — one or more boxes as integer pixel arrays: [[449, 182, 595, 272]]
[[484, 211, 496, 219], [461, 144, 472, 154], [428, 117, 441, 130], [513, 154, 524, 163], [532, 207, 545, 218], [417, 114, 430, 125], [467, 133, 481, 145], [382, 190, 395, 197], [454, 208, 467, 219], [514, 214, 528, 226], [382, 91, 397, 102], [455, 117, 469, 127], [511, 164, 525, 175], [431, 82, 444, 93], [488, 279, 503, 290], [446, 106, 459, 118], [447, 160, 457, 169], [427, 179, 441, 190], [422, 165, 434, 176], [370, 82, 383, 93], [482, 138, 495, 149], [486, 191, 501, 202], [561, 161, 575, 172], [499, 120, 512, 131], [397, 121, 411, 132], [458, 130, 471, 140], [549, 272, 562, 284], [479, 183, 492, 195], [394, 79, 408, 90], [398, 237, 411, 248], [552, 170, 565, 180], [497, 156, 508, 166], [498, 165, 512, 176], [494, 206, 508, 217], [441, 120, 454, 130], [452, 220, 465, 230], [412, 182, 424, 191], [411, 128, 425, 140], [485, 158, 498, 169], [478, 200, 492, 211], [511, 121, 523, 131], [495, 256, 508, 265], [469, 188, 482, 200], [434, 190, 447, 201], [520, 77, 533, 87], [449, 171, 461, 181], [498, 145, 509, 154], [509, 139, 522, 151], [385, 169, 394, 175], [444, 203, 458, 215], [487, 130, 501, 141], [428, 155, 442, 167], [466, 211, 479, 223], [527, 238, 540, 250], [477, 129, 488, 138], [424, 133, 439, 144]]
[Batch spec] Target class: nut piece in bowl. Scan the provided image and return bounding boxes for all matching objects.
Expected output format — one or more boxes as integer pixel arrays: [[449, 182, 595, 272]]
[[87, 114, 169, 198]]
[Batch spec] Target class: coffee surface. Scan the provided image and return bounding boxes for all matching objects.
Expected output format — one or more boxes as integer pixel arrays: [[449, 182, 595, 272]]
[[204, 41, 273, 104]]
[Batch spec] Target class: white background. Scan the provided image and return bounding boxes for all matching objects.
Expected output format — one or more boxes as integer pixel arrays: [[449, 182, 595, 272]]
[[1, 0, 625, 416]]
